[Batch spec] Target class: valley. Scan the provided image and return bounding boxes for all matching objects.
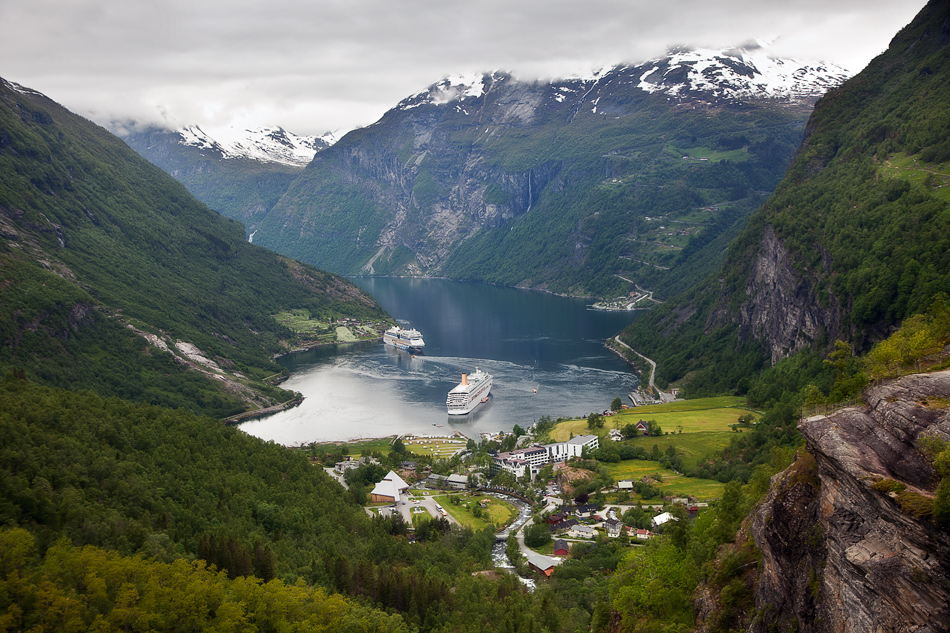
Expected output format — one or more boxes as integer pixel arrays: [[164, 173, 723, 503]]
[[2, 1, 950, 632]]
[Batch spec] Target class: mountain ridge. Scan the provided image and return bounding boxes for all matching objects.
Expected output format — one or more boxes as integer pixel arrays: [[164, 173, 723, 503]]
[[248, 45, 848, 297]]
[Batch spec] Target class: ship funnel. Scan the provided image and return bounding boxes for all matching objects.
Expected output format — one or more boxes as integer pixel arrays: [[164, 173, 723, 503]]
[[461, 374, 468, 386]]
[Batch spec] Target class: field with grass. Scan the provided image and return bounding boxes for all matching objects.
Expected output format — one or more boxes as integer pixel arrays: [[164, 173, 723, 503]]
[[273, 309, 386, 346], [604, 460, 726, 501], [547, 397, 753, 501], [549, 397, 755, 442], [433, 493, 516, 531], [402, 434, 468, 458], [305, 437, 396, 457], [880, 153, 950, 202]]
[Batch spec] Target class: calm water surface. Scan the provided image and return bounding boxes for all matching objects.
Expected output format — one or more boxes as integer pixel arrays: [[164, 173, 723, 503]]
[[238, 278, 641, 444]]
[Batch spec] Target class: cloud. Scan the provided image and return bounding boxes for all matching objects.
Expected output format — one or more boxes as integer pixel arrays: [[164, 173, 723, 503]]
[[0, 0, 928, 135]]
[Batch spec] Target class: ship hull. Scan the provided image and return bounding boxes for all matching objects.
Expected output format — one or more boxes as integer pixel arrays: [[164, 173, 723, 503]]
[[446, 370, 492, 415]]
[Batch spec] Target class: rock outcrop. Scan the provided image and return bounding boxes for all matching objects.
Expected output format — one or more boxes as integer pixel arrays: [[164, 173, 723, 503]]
[[747, 371, 950, 632]]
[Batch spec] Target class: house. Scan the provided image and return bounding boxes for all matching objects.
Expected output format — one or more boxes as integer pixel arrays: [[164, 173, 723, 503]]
[[635, 420, 650, 435], [370, 471, 411, 504], [634, 528, 653, 540], [652, 512, 677, 528], [567, 525, 596, 539], [551, 518, 579, 533], [608, 429, 623, 442], [617, 480, 635, 490], [553, 539, 570, 556], [605, 518, 622, 538], [548, 511, 570, 525], [526, 553, 557, 577], [575, 504, 599, 518], [446, 474, 468, 489], [426, 473, 449, 489]]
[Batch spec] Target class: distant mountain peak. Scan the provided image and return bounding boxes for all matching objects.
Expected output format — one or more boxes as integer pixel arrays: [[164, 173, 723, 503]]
[[631, 45, 850, 104], [395, 45, 849, 115], [176, 124, 333, 167]]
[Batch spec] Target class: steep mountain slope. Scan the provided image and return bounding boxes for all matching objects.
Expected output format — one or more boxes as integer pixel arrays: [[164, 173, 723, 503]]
[[0, 78, 388, 417], [118, 124, 331, 236], [695, 370, 950, 632], [250, 47, 847, 297], [620, 0, 950, 394]]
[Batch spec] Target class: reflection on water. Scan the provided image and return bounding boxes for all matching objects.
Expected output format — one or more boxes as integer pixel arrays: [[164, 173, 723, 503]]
[[239, 279, 641, 445]]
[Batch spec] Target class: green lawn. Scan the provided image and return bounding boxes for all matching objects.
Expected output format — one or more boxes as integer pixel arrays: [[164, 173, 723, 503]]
[[550, 397, 756, 441], [625, 432, 738, 467], [433, 493, 516, 531], [605, 460, 725, 501]]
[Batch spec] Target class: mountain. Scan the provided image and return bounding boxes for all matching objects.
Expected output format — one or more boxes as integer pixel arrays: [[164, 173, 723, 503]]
[[117, 124, 335, 236], [619, 0, 950, 395], [243, 46, 848, 297], [0, 78, 389, 418]]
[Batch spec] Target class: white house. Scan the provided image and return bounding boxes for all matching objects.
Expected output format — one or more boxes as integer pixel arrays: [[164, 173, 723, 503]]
[[567, 525, 596, 539], [652, 511, 677, 528]]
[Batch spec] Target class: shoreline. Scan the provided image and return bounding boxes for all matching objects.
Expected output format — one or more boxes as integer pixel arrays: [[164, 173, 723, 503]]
[[223, 394, 304, 425]]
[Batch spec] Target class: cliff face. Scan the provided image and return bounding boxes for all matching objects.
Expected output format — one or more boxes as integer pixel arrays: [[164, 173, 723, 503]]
[[729, 224, 846, 364], [747, 370, 950, 632]]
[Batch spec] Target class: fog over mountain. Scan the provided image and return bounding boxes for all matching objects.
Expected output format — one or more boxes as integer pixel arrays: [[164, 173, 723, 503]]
[[0, 1, 926, 135]]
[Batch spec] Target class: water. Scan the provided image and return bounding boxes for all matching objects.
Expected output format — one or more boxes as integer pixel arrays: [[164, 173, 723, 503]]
[[238, 278, 641, 444]]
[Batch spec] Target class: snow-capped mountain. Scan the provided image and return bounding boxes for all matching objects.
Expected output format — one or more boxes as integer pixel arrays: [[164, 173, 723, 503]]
[[177, 125, 335, 167], [632, 45, 850, 103], [396, 45, 849, 115], [251, 44, 850, 292]]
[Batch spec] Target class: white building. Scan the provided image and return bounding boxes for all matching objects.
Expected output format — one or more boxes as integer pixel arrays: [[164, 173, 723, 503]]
[[545, 435, 599, 462], [492, 445, 550, 478], [370, 471, 410, 504]]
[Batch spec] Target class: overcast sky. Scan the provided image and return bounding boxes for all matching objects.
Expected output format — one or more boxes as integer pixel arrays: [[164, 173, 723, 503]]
[[0, 0, 927, 138]]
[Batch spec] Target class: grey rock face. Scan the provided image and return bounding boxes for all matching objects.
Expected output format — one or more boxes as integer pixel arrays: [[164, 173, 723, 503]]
[[748, 371, 950, 632]]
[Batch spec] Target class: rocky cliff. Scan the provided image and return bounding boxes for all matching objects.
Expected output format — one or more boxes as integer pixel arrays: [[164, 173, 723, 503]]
[[740, 371, 950, 632]]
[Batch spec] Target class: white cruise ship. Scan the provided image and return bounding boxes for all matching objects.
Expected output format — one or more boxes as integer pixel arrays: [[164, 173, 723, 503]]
[[446, 368, 492, 415], [383, 326, 425, 352]]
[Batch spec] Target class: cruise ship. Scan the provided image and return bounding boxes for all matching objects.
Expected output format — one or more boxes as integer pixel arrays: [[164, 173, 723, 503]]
[[446, 368, 493, 415], [383, 326, 425, 352]]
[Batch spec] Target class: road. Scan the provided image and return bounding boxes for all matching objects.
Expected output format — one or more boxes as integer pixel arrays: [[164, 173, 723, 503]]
[[613, 336, 674, 402]]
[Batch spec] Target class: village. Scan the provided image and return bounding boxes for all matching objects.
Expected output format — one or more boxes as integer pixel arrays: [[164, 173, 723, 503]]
[[318, 396, 739, 578]]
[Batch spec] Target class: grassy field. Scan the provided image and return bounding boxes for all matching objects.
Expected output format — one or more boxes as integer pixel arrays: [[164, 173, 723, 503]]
[[307, 437, 396, 457], [880, 153, 950, 202], [547, 397, 752, 501], [433, 493, 516, 531], [604, 460, 726, 501], [549, 397, 755, 442], [402, 434, 468, 458]]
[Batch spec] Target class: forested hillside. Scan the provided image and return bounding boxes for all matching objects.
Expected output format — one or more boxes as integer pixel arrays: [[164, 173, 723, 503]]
[[620, 0, 950, 396], [0, 78, 389, 418]]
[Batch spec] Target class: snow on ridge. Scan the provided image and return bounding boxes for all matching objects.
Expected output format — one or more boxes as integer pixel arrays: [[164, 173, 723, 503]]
[[177, 124, 333, 167], [2, 78, 46, 97], [634, 45, 850, 102]]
